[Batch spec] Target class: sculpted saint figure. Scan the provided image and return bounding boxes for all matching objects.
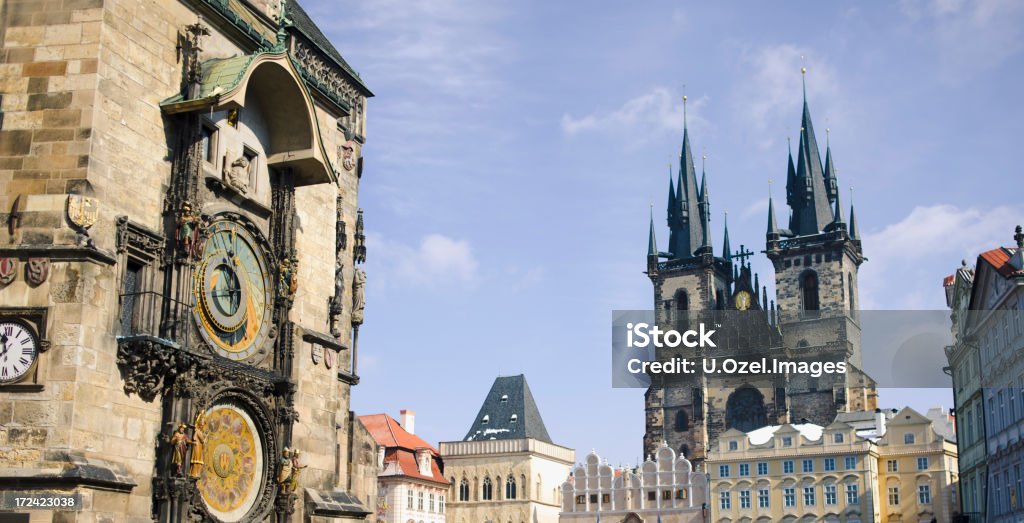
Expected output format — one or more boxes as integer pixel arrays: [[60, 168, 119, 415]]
[[351, 268, 366, 325], [170, 424, 191, 475], [224, 154, 250, 193]]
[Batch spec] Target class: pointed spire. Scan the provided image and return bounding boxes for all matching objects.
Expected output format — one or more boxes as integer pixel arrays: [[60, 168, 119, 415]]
[[722, 212, 732, 260], [830, 182, 845, 229], [666, 166, 676, 226], [648, 205, 658, 257], [767, 196, 779, 238], [823, 128, 838, 203], [669, 94, 703, 260], [785, 137, 797, 209], [849, 188, 859, 240], [788, 66, 833, 236]]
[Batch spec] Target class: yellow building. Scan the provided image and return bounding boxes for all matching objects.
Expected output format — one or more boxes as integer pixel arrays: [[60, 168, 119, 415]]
[[706, 407, 958, 523]]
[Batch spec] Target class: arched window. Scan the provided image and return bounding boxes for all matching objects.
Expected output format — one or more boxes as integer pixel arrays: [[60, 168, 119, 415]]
[[848, 273, 855, 314], [674, 409, 689, 432], [679, 444, 690, 458], [459, 479, 470, 501], [801, 271, 819, 311], [506, 476, 517, 499], [482, 477, 493, 500], [676, 291, 689, 311]]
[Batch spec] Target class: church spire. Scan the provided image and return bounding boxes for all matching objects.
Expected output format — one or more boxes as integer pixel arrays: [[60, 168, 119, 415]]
[[648, 205, 658, 256], [767, 195, 780, 240], [722, 212, 732, 261], [787, 67, 833, 236], [668, 94, 704, 259], [823, 128, 838, 203], [849, 188, 860, 240], [828, 180, 846, 232], [666, 166, 676, 228]]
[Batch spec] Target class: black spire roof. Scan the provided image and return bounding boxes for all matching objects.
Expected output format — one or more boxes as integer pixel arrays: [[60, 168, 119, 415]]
[[463, 375, 553, 443]]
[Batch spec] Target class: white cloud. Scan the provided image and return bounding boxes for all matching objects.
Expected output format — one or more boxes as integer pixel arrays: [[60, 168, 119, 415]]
[[367, 233, 479, 289], [733, 44, 844, 151], [859, 204, 1022, 309], [900, 0, 1024, 81], [560, 88, 710, 147]]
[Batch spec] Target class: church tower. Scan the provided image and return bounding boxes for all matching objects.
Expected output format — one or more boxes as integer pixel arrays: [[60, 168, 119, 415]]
[[764, 70, 876, 423], [644, 97, 733, 461]]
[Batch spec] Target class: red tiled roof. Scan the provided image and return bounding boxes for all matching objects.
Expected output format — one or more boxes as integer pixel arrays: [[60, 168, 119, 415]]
[[979, 247, 1023, 279], [358, 413, 438, 454], [943, 274, 955, 286], [358, 414, 448, 486]]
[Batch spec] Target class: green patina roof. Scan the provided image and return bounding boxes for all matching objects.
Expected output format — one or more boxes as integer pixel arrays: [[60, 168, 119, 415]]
[[160, 54, 257, 107]]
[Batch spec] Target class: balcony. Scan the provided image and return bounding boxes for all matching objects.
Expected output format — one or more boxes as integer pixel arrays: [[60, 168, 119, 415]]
[[117, 291, 193, 349]]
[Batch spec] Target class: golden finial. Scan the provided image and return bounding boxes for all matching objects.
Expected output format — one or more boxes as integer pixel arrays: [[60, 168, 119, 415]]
[[801, 67, 806, 74]]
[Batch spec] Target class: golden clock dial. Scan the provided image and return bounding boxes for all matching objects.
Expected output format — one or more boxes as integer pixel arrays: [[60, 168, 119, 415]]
[[735, 290, 752, 311], [197, 403, 264, 522], [194, 220, 273, 361]]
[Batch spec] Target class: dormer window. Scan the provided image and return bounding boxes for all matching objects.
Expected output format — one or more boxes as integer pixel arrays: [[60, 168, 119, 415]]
[[501, 395, 508, 403], [510, 414, 518, 424], [834, 433, 845, 443], [782, 436, 793, 447], [904, 432, 915, 444], [728, 440, 738, 451], [482, 415, 489, 425]]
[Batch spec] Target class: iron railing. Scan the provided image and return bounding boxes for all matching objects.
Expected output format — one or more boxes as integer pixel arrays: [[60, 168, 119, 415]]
[[118, 291, 194, 348]]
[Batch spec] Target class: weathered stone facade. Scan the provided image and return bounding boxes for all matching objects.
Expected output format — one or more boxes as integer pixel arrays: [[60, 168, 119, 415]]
[[0, 0, 375, 521]]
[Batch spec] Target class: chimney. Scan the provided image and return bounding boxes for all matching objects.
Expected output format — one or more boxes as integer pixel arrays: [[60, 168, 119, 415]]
[[874, 408, 887, 437], [400, 409, 416, 435]]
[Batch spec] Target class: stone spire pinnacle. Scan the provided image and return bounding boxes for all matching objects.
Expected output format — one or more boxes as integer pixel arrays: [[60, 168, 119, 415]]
[[648, 204, 658, 257], [848, 187, 860, 240], [767, 195, 779, 239], [722, 212, 732, 261], [787, 69, 833, 236], [667, 96, 704, 260], [823, 128, 838, 203]]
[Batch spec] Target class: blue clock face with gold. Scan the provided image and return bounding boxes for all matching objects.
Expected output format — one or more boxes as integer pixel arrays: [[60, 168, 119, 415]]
[[194, 220, 273, 361]]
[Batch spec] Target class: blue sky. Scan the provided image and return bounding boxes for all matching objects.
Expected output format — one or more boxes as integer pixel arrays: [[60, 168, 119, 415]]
[[305, 0, 1024, 465]]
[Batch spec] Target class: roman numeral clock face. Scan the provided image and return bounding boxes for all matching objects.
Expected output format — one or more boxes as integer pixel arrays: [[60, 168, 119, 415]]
[[0, 321, 38, 384], [194, 221, 273, 361]]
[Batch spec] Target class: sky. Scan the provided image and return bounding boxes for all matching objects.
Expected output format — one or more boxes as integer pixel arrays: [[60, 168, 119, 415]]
[[303, 0, 1024, 466]]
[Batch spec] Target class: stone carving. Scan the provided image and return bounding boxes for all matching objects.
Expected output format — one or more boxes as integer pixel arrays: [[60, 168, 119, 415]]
[[311, 343, 323, 365], [324, 347, 334, 369], [278, 258, 297, 299], [328, 196, 347, 337], [170, 423, 191, 476], [288, 449, 307, 492], [351, 268, 365, 325], [277, 448, 293, 490], [26, 258, 49, 286], [224, 154, 251, 194], [0, 258, 17, 285], [189, 412, 207, 478], [176, 203, 202, 260], [339, 141, 356, 172], [116, 339, 196, 402], [67, 195, 99, 231], [116, 216, 165, 257], [292, 38, 364, 129], [353, 209, 366, 264]]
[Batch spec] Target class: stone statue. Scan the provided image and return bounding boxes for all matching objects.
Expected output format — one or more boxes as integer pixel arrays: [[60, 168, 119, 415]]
[[188, 413, 207, 478], [223, 154, 250, 194], [351, 268, 366, 325], [288, 449, 307, 492], [329, 259, 344, 336], [170, 423, 191, 475], [177, 203, 200, 259], [277, 448, 293, 489]]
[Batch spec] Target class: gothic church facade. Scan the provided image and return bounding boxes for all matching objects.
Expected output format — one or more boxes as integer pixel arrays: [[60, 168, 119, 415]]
[[642, 85, 878, 464]]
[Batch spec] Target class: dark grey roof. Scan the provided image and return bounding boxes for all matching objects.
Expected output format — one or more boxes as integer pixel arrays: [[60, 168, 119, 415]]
[[464, 375, 553, 443], [288, 1, 372, 94]]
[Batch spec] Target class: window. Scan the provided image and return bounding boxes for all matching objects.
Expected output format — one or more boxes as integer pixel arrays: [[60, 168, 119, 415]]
[[904, 432, 915, 444], [417, 492, 423, 511], [917, 457, 929, 470], [510, 414, 518, 425], [802, 459, 814, 473], [846, 484, 859, 505], [719, 465, 730, 478], [803, 486, 815, 506], [782, 436, 793, 447], [661, 490, 670, 500], [459, 479, 469, 501], [824, 458, 836, 471], [482, 477, 493, 500], [739, 463, 750, 477], [728, 440, 738, 451], [834, 432, 845, 443], [429, 494, 435, 512], [505, 476, 517, 500], [845, 456, 856, 470], [825, 485, 837, 505], [757, 462, 768, 475], [675, 489, 687, 500], [719, 491, 731, 510], [408, 490, 414, 509], [887, 487, 899, 506], [784, 488, 796, 507], [589, 494, 597, 504], [242, 146, 258, 189], [783, 460, 794, 474], [740, 490, 751, 509], [575, 495, 584, 505], [918, 485, 931, 504], [801, 271, 820, 311], [647, 491, 656, 501], [201, 124, 218, 164], [676, 291, 689, 311], [886, 460, 898, 472], [676, 409, 689, 432], [602, 493, 610, 504], [439, 496, 445, 513], [758, 488, 769, 508], [482, 415, 489, 425], [501, 394, 508, 403]]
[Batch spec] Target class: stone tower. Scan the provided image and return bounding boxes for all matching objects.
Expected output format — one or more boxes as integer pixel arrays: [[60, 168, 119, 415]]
[[643, 83, 876, 465], [764, 73, 876, 425]]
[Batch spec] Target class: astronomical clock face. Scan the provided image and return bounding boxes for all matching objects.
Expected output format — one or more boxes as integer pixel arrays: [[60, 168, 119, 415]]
[[734, 290, 752, 311], [197, 403, 265, 522], [0, 321, 38, 384], [194, 220, 273, 361]]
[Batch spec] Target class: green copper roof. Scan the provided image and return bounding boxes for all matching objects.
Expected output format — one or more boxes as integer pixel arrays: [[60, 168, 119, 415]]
[[160, 54, 257, 107]]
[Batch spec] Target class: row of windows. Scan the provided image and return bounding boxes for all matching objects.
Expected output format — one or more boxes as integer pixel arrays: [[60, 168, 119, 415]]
[[719, 484, 860, 510], [987, 382, 1024, 436], [457, 477, 518, 501], [405, 491, 445, 514], [728, 431, 851, 452], [991, 461, 1024, 516], [884, 457, 930, 472], [574, 488, 690, 506], [718, 456, 859, 478], [884, 485, 932, 506], [980, 301, 1023, 365]]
